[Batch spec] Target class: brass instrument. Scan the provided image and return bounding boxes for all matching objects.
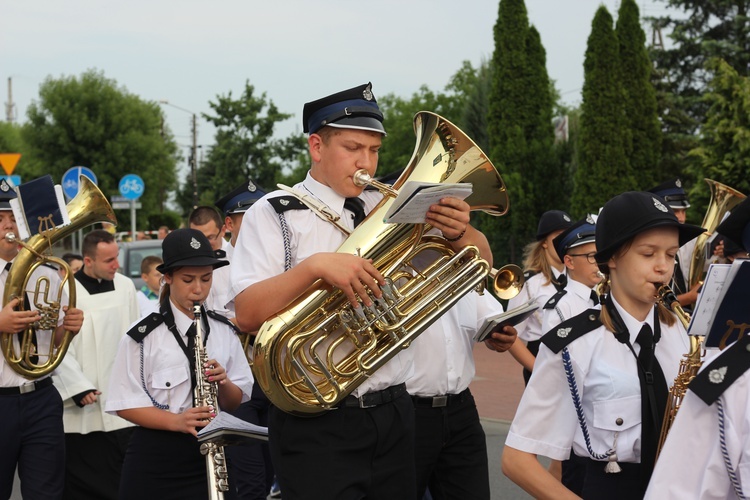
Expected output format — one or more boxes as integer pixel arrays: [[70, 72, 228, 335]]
[[1, 176, 116, 378], [655, 283, 703, 458], [687, 179, 746, 289], [192, 303, 229, 499], [253, 111, 509, 415], [489, 264, 525, 300]]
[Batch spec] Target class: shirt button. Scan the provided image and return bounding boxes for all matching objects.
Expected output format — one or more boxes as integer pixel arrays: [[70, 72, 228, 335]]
[[166, 382, 171, 387], [615, 418, 623, 426]]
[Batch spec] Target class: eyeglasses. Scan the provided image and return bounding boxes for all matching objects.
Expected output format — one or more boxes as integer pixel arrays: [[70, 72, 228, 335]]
[[568, 251, 597, 264]]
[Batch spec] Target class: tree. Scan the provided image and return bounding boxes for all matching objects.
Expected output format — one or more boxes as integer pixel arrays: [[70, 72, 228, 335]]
[[616, 0, 662, 190], [687, 59, 750, 215], [0, 122, 46, 180], [22, 69, 179, 229], [573, 6, 635, 215], [186, 81, 308, 214]]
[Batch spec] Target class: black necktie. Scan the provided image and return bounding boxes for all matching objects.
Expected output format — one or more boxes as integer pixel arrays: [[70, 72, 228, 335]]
[[553, 274, 567, 292], [4, 262, 10, 273], [590, 290, 600, 306], [634, 323, 668, 490], [344, 197, 366, 228]]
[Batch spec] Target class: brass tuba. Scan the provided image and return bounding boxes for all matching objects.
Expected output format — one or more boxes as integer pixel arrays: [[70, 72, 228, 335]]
[[252, 112, 509, 415], [1, 176, 117, 378], [687, 179, 746, 289]]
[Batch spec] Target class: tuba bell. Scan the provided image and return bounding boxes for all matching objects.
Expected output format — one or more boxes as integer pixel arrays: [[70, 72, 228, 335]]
[[687, 179, 746, 289], [1, 176, 117, 378], [252, 112, 509, 415]]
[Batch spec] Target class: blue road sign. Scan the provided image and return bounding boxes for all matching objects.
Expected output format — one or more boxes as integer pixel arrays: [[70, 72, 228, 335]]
[[62, 166, 97, 199], [0, 175, 21, 187], [118, 174, 144, 200]]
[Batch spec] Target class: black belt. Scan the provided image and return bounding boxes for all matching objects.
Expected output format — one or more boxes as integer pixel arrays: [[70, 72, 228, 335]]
[[339, 383, 407, 409], [0, 376, 53, 395], [411, 388, 471, 408]]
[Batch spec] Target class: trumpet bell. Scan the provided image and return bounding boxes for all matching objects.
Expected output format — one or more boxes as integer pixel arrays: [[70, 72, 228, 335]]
[[491, 264, 525, 300]]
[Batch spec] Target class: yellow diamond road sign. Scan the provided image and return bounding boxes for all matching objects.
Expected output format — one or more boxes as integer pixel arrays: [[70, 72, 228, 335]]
[[0, 154, 21, 175]]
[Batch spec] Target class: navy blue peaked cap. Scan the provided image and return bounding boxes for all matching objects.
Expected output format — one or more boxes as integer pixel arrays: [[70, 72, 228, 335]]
[[302, 82, 386, 136], [215, 179, 266, 216]]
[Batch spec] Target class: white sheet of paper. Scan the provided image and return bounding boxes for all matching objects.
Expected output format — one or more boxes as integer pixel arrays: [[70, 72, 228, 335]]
[[688, 263, 731, 337], [384, 181, 472, 224]]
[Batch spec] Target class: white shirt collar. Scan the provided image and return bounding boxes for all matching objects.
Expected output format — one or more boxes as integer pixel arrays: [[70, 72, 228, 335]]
[[566, 276, 595, 302], [303, 171, 347, 214], [169, 299, 196, 338], [610, 292, 655, 344]]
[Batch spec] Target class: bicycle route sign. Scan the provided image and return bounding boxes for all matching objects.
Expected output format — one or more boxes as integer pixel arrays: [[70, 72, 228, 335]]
[[118, 174, 145, 200]]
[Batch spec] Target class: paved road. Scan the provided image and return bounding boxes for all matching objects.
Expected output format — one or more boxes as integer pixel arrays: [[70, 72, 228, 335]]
[[12, 345, 534, 499]]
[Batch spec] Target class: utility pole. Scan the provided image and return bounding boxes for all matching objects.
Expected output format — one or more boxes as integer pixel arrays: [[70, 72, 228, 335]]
[[5, 77, 16, 123], [191, 113, 198, 209]]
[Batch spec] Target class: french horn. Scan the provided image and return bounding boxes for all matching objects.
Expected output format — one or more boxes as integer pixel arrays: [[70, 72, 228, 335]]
[[252, 112, 509, 415], [1, 176, 117, 378]]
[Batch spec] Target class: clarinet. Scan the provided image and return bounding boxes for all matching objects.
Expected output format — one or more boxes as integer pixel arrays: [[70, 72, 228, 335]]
[[192, 302, 230, 499]]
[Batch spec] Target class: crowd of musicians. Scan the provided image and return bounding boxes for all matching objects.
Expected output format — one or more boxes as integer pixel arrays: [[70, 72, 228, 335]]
[[2, 81, 750, 500]]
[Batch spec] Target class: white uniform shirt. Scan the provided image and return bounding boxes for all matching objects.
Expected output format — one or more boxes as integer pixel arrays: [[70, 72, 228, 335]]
[[229, 172, 413, 397], [645, 349, 750, 500], [105, 301, 253, 415], [137, 289, 157, 318], [0, 258, 66, 387], [507, 269, 565, 343], [407, 291, 503, 397], [206, 262, 232, 315], [506, 294, 689, 463], [52, 272, 139, 434], [541, 277, 600, 334]]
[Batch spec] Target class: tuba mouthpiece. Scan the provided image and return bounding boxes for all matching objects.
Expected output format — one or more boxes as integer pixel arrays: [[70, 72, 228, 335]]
[[4, 233, 16, 243], [352, 169, 399, 198]]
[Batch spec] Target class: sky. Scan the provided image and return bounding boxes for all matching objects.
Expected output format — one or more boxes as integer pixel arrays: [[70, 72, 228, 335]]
[[2, 0, 675, 175]]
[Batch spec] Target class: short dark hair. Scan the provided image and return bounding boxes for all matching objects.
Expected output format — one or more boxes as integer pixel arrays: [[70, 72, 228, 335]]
[[188, 206, 222, 228], [140, 255, 163, 275], [82, 230, 115, 258], [61, 253, 83, 264]]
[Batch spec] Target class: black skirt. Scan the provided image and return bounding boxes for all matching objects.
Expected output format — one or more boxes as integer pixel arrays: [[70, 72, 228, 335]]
[[119, 427, 208, 500]]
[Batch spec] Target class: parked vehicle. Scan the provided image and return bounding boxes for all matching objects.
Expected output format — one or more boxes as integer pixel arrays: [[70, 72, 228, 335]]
[[117, 239, 163, 289]]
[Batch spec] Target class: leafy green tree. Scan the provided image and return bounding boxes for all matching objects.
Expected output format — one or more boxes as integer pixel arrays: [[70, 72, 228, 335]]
[[22, 69, 179, 229], [573, 6, 634, 215], [687, 58, 750, 217], [616, 0, 662, 190], [0, 122, 45, 180], [187, 81, 307, 213]]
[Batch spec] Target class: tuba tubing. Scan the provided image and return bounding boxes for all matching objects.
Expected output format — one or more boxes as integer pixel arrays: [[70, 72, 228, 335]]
[[1, 176, 117, 378], [252, 112, 510, 415]]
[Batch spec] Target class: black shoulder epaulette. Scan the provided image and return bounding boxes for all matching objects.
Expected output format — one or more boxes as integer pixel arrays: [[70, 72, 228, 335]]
[[523, 270, 537, 281], [41, 262, 59, 271], [543, 289, 567, 310], [268, 196, 308, 214], [541, 309, 602, 354], [689, 334, 750, 406], [126, 312, 164, 343], [206, 309, 241, 335]]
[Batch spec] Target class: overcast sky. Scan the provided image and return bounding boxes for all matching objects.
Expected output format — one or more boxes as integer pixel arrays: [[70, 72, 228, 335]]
[[2, 0, 674, 167]]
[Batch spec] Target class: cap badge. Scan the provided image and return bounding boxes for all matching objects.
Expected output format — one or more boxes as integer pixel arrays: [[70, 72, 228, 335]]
[[675, 179, 682, 188], [652, 197, 668, 213], [563, 214, 571, 222], [190, 237, 201, 250], [708, 366, 727, 384], [0, 181, 9, 192], [247, 180, 257, 193], [362, 84, 374, 101], [279, 199, 289, 206], [138, 325, 147, 333], [557, 327, 571, 338], [586, 214, 596, 224]]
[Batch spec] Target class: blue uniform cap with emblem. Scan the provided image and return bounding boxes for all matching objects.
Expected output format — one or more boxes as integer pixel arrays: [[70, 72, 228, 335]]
[[536, 210, 573, 241], [552, 217, 597, 262], [716, 197, 750, 253], [647, 178, 690, 210], [214, 179, 266, 216], [302, 82, 386, 136], [595, 191, 705, 264], [156, 228, 229, 274], [0, 178, 18, 210]]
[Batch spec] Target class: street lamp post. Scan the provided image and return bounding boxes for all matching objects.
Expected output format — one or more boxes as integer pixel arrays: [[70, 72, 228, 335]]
[[160, 100, 199, 208]]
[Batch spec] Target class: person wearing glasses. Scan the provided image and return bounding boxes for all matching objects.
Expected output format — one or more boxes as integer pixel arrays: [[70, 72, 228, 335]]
[[537, 216, 601, 496], [189, 206, 231, 313]]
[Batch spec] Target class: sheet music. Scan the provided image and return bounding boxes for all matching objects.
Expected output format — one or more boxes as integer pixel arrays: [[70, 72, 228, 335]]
[[384, 181, 472, 224], [688, 263, 731, 337]]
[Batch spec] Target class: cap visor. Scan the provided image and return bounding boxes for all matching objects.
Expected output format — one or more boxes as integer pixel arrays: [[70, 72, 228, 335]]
[[156, 257, 229, 274], [596, 220, 704, 263], [327, 116, 386, 136]]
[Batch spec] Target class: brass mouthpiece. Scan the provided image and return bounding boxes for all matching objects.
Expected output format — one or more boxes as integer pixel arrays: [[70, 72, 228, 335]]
[[352, 169, 399, 198], [4, 233, 16, 243]]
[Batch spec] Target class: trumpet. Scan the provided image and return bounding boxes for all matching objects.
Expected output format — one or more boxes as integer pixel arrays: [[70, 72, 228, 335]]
[[489, 264, 525, 300]]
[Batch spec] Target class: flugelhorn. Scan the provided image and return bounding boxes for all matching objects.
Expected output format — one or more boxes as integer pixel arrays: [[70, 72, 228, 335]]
[[252, 112, 509, 415], [1, 176, 116, 378], [489, 264, 524, 300]]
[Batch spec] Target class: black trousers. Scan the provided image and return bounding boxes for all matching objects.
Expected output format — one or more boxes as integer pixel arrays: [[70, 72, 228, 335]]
[[119, 427, 207, 500], [582, 460, 643, 499], [0, 383, 65, 500], [270, 389, 416, 500], [413, 389, 490, 500], [225, 385, 273, 500], [63, 427, 133, 500]]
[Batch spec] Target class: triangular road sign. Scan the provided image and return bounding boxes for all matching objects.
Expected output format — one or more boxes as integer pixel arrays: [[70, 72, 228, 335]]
[[0, 153, 21, 175]]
